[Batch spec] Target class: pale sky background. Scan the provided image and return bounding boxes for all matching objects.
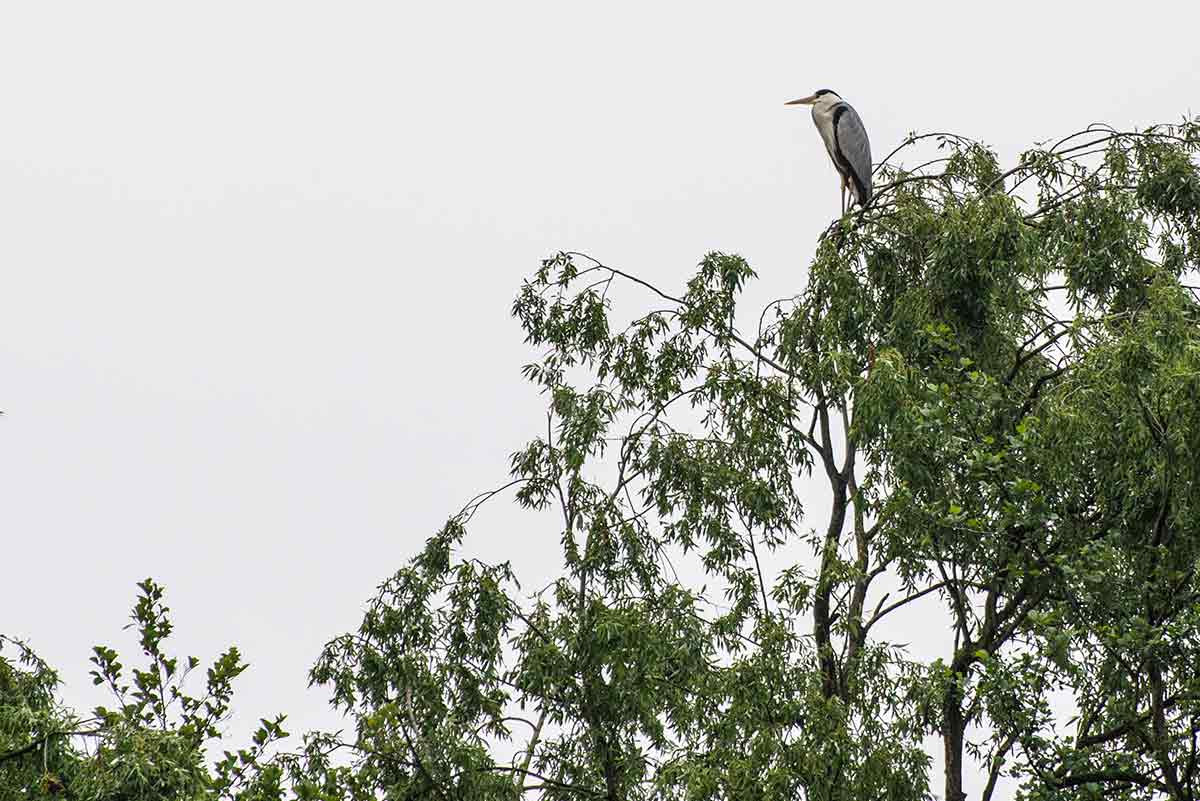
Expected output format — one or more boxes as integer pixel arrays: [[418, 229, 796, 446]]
[[1, 2, 1197, 799]]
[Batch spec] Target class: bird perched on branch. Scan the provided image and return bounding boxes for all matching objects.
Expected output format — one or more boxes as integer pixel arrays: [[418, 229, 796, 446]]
[[786, 89, 872, 214]]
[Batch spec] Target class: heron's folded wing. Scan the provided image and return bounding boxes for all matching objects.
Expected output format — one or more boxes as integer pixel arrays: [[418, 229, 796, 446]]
[[835, 106, 873, 203]]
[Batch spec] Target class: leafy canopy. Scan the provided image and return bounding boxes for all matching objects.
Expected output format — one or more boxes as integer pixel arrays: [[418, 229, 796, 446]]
[[293, 119, 1200, 801], [1, 579, 287, 800], [4, 119, 1200, 801]]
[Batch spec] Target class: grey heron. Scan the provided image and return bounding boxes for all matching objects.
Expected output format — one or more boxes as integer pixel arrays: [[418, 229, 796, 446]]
[[786, 89, 872, 214]]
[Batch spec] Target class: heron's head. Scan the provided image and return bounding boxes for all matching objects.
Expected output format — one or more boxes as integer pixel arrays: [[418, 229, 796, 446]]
[[784, 89, 840, 109]]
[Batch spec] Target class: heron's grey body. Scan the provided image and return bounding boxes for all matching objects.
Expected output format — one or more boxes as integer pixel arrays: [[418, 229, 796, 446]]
[[787, 89, 872, 212]]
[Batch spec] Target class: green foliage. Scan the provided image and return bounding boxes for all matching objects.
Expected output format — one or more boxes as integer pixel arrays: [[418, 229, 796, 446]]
[[273, 119, 1200, 801], [0, 635, 74, 797], [5, 118, 1200, 801], [1, 580, 284, 800]]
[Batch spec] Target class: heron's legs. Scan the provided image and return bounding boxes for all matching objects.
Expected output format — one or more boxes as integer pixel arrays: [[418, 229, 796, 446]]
[[840, 177, 847, 215]]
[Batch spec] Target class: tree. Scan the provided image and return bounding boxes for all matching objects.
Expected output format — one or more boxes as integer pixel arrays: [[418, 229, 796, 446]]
[[4, 118, 1200, 801], [0, 579, 286, 800], [296, 119, 1200, 801]]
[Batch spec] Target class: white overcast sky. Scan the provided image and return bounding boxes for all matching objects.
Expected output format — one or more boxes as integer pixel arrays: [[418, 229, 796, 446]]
[[1, 2, 1196, 798]]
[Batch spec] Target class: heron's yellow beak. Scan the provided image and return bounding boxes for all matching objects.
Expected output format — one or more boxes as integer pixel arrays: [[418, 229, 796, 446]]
[[785, 95, 817, 106]]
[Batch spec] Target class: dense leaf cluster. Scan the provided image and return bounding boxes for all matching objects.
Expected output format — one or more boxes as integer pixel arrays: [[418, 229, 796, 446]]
[[1, 580, 287, 800]]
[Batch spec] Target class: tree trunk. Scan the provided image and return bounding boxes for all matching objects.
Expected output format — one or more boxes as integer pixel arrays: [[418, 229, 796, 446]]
[[942, 678, 968, 801], [813, 484, 847, 699]]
